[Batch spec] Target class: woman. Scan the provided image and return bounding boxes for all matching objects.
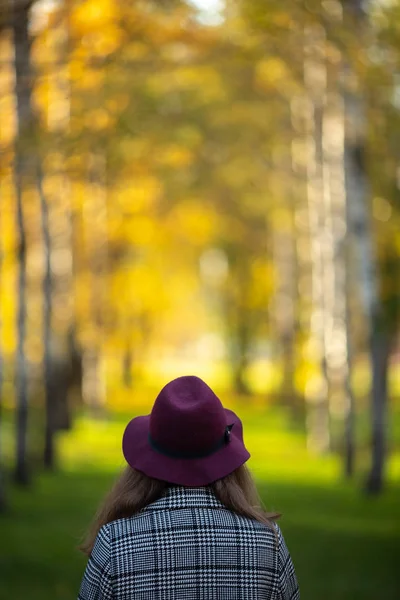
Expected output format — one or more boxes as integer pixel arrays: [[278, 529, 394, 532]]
[[78, 375, 300, 599]]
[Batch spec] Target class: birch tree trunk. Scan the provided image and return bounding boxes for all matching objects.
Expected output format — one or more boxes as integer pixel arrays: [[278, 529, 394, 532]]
[[303, 25, 331, 453], [343, 249, 356, 477], [344, 88, 390, 491], [290, 98, 315, 424], [13, 0, 58, 472], [322, 53, 355, 476], [13, 0, 32, 485], [303, 22, 357, 462], [40, 10, 73, 464], [51, 191, 76, 433], [342, 0, 389, 493], [344, 94, 389, 491], [38, 172, 55, 469], [366, 318, 390, 492]]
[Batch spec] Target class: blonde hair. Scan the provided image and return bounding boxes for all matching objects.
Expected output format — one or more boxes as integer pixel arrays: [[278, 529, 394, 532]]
[[81, 464, 279, 556]]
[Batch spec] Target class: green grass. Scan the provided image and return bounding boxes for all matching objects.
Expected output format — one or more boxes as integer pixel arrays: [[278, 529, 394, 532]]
[[1, 408, 399, 600]]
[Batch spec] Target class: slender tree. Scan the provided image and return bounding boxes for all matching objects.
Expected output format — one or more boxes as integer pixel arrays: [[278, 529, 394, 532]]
[[341, 0, 389, 493], [303, 23, 332, 453], [45, 6, 75, 437], [122, 341, 133, 389], [322, 43, 355, 477], [37, 171, 55, 469], [11, 0, 58, 476], [12, 0, 33, 485]]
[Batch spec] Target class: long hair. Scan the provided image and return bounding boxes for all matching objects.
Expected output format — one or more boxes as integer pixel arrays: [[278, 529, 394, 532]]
[[80, 465, 280, 556]]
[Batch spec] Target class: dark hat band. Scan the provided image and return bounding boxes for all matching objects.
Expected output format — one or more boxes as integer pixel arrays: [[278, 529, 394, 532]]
[[148, 424, 234, 460]]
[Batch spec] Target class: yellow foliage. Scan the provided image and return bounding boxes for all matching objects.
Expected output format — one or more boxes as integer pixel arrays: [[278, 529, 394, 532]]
[[84, 28, 123, 57], [173, 66, 226, 102], [109, 261, 167, 315], [122, 42, 149, 61], [168, 201, 217, 246], [70, 64, 105, 90], [247, 259, 271, 308], [84, 108, 113, 131], [1, 179, 17, 253], [128, 216, 156, 246], [1, 0, 398, 406], [106, 94, 130, 114], [218, 158, 254, 188], [212, 101, 264, 128], [1, 265, 17, 354], [175, 126, 203, 149], [373, 196, 392, 222], [156, 145, 193, 168], [0, 63, 16, 146], [69, 0, 123, 62], [271, 207, 293, 233], [113, 175, 161, 215], [71, 0, 119, 35], [254, 57, 291, 93]]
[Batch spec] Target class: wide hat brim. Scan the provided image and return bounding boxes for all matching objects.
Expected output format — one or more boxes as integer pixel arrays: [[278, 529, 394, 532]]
[[122, 408, 250, 486]]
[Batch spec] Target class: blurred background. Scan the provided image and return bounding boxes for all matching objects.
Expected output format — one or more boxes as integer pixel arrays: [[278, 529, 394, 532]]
[[0, 0, 399, 598]]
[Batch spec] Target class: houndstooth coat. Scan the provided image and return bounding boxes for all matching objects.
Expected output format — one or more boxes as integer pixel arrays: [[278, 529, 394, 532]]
[[78, 485, 299, 599]]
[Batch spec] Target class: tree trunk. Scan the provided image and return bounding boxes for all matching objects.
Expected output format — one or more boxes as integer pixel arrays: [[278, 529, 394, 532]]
[[82, 348, 105, 414], [38, 173, 55, 469], [14, 155, 29, 485], [232, 257, 252, 397], [344, 125, 388, 489], [342, 0, 389, 495], [342, 61, 388, 491], [322, 58, 356, 477], [233, 315, 251, 396], [123, 343, 133, 388], [67, 327, 84, 410], [280, 331, 299, 415], [343, 147, 356, 478], [233, 359, 250, 396], [46, 8, 74, 436], [304, 25, 331, 453], [343, 324, 356, 478], [14, 162, 29, 484], [13, 1, 33, 485], [365, 314, 390, 493]]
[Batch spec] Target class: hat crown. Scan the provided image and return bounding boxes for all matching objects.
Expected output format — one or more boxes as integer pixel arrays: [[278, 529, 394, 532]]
[[149, 376, 227, 455]]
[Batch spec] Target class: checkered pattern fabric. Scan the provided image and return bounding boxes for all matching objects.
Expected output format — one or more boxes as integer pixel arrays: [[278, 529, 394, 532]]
[[78, 486, 299, 599]]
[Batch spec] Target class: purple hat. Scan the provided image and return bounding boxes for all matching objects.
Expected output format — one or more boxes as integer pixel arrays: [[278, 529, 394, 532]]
[[122, 375, 250, 486]]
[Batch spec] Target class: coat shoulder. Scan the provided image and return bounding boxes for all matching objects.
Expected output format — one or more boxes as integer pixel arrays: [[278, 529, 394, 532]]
[[106, 507, 278, 545]]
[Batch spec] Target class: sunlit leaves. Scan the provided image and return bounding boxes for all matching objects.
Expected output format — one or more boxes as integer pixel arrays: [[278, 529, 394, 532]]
[[254, 57, 295, 95], [2, 0, 399, 404], [70, 0, 123, 57]]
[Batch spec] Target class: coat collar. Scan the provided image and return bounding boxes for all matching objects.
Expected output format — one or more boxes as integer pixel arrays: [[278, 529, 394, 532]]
[[142, 485, 225, 513]]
